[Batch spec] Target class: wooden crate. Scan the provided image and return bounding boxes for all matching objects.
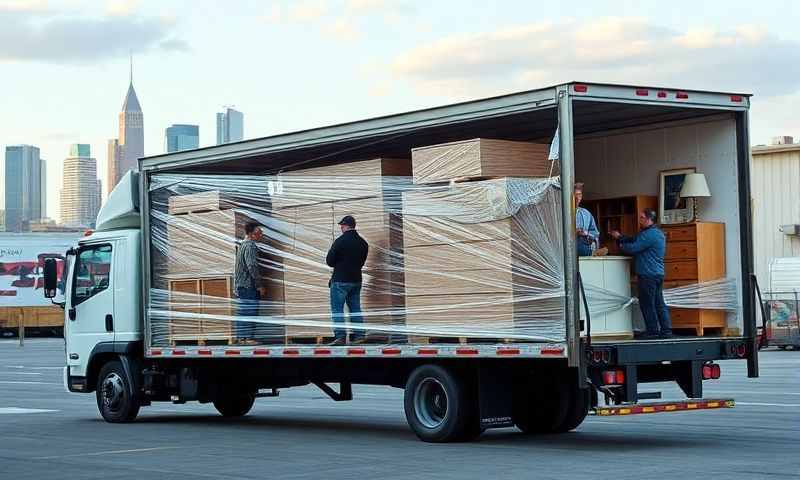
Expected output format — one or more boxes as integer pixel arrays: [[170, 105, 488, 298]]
[[411, 139, 551, 184]]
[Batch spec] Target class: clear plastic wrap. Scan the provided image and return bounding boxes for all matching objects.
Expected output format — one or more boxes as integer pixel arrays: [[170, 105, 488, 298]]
[[146, 161, 740, 347], [147, 166, 567, 346]]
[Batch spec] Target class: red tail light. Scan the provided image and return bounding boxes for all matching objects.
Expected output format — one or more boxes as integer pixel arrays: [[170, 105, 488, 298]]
[[731, 95, 743, 102], [573, 84, 588, 93], [602, 369, 625, 385], [676, 92, 689, 99], [657, 91, 667, 98], [635, 89, 649, 96], [736, 344, 747, 357], [703, 363, 721, 380]]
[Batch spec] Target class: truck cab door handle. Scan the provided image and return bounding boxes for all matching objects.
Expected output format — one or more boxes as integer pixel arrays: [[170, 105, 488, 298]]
[[105, 314, 114, 332], [68, 308, 76, 321]]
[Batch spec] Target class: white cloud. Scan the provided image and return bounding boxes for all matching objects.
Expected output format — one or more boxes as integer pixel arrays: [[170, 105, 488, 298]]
[[288, 0, 327, 22], [0, 7, 188, 63], [0, 0, 48, 12], [324, 16, 361, 41], [392, 17, 800, 99], [106, 0, 139, 17]]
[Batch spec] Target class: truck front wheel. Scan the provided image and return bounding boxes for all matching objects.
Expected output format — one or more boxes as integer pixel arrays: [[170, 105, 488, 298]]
[[96, 360, 140, 423], [404, 364, 478, 442], [213, 391, 256, 417]]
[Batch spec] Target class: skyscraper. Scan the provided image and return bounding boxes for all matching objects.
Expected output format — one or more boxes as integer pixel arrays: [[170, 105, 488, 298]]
[[216, 107, 243, 145], [165, 124, 199, 152], [107, 65, 144, 195], [61, 144, 100, 228], [4, 144, 44, 232]]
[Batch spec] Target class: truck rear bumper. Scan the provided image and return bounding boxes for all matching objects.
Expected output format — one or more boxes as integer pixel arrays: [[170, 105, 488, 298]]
[[594, 398, 734, 416]]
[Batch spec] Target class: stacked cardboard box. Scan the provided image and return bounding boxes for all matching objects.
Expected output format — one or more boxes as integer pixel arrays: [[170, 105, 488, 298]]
[[403, 140, 560, 339], [271, 158, 410, 340], [164, 194, 284, 343], [411, 138, 551, 184]]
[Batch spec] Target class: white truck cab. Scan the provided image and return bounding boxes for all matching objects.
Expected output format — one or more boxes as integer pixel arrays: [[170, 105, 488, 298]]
[[47, 172, 144, 419]]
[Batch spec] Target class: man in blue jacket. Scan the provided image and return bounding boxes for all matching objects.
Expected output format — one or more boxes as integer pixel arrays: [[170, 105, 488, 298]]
[[610, 208, 672, 339]]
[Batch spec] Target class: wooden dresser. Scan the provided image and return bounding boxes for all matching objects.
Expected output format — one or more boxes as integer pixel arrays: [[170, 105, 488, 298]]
[[662, 222, 726, 336]]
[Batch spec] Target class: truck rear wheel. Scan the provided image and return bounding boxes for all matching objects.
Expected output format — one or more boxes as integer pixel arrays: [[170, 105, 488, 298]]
[[512, 374, 569, 434], [213, 391, 256, 417], [404, 364, 478, 442], [96, 360, 140, 423], [553, 386, 589, 433]]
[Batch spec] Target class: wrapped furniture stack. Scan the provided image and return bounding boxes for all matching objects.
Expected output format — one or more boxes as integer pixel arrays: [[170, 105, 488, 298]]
[[403, 138, 559, 341]]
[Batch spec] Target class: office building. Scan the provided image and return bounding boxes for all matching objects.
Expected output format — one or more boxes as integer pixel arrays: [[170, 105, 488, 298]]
[[4, 144, 45, 232], [107, 68, 144, 194], [60, 144, 101, 228], [165, 124, 199, 152], [216, 107, 243, 145]]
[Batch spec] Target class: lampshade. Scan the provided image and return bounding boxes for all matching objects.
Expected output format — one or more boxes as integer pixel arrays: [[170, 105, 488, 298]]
[[680, 173, 711, 198]]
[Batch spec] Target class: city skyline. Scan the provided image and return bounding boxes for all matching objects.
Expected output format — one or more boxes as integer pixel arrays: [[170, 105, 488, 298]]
[[1, 1, 800, 222]]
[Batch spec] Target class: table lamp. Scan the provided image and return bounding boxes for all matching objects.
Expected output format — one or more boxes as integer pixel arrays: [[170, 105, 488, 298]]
[[680, 173, 711, 222]]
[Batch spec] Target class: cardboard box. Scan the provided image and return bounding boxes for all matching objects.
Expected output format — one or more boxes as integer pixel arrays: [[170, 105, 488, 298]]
[[272, 158, 411, 209], [168, 190, 240, 215], [411, 139, 551, 184]]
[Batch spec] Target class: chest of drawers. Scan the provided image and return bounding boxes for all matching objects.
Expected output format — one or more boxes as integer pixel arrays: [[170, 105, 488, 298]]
[[662, 222, 726, 336]]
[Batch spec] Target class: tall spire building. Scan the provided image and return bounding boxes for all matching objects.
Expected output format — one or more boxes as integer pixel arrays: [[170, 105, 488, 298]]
[[107, 61, 144, 195]]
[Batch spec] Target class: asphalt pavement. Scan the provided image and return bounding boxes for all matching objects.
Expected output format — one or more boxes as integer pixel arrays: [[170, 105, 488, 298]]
[[1, 339, 798, 480]]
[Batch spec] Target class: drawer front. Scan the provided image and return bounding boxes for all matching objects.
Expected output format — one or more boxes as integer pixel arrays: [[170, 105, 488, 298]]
[[665, 241, 697, 261], [663, 280, 694, 290], [663, 225, 697, 242], [664, 261, 698, 281], [670, 308, 699, 326]]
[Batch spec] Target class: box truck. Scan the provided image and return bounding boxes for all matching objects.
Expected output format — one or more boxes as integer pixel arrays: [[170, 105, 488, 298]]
[[45, 82, 760, 442]]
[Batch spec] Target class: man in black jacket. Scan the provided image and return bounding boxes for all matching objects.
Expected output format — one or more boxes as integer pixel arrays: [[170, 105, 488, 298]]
[[326, 215, 369, 345]]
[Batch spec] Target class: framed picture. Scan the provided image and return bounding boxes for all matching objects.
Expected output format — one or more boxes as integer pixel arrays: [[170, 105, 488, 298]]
[[659, 168, 696, 224]]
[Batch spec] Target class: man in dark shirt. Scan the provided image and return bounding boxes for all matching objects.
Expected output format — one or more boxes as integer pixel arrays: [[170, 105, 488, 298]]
[[610, 208, 672, 339], [326, 215, 369, 345]]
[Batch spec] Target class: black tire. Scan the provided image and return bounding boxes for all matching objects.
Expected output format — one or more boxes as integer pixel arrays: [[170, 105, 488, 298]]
[[513, 373, 570, 434], [404, 364, 477, 442], [96, 360, 140, 423], [553, 386, 589, 433], [213, 391, 256, 417]]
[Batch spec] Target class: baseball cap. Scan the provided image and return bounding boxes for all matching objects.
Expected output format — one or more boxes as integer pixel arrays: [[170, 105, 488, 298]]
[[338, 215, 356, 227]]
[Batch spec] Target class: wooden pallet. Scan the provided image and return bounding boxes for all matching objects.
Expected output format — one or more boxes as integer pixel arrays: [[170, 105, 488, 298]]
[[408, 336, 518, 345], [170, 337, 234, 347]]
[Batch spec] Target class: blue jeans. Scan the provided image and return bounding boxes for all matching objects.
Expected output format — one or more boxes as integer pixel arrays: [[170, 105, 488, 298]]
[[638, 276, 672, 335], [577, 237, 592, 257], [236, 287, 260, 339], [330, 282, 363, 340]]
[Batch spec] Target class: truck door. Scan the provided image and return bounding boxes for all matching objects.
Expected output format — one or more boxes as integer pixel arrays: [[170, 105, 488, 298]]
[[65, 242, 115, 377]]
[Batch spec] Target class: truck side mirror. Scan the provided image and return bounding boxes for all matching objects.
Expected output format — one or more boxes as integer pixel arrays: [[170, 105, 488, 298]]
[[43, 258, 58, 299]]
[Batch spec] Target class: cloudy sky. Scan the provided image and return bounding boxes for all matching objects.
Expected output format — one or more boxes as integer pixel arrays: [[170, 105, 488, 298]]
[[2, 0, 799, 221]]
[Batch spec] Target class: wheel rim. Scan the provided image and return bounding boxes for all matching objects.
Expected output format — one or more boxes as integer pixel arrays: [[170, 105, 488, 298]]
[[101, 373, 125, 412], [414, 378, 449, 429]]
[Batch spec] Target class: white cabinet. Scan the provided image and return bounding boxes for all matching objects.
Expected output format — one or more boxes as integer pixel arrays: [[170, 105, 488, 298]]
[[579, 256, 633, 338]]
